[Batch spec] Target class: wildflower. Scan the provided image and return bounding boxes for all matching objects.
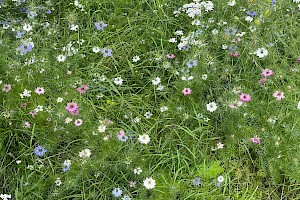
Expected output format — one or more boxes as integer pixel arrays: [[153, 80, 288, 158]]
[[167, 54, 175, 59], [182, 88, 192, 96], [152, 77, 161, 85], [23, 23, 32, 32], [217, 175, 225, 183], [206, 102, 217, 112], [94, 21, 107, 31], [261, 68, 274, 77], [143, 177, 156, 189], [56, 97, 63, 103], [255, 48, 268, 58], [227, 0, 236, 6], [157, 84, 164, 91], [258, 77, 267, 84], [18, 43, 33, 55], [0, 194, 11, 200], [144, 111, 153, 119], [113, 77, 123, 85], [35, 87, 45, 95], [2, 84, 11, 93], [297, 101, 300, 109], [273, 91, 285, 100], [101, 47, 112, 57], [216, 142, 224, 149], [24, 122, 31, 128], [34, 145, 47, 157], [112, 188, 122, 197], [57, 55, 66, 62], [79, 149, 91, 158], [297, 57, 300, 63], [76, 84, 89, 94], [122, 195, 131, 200], [239, 93, 251, 102], [169, 38, 177, 43], [138, 134, 150, 144], [250, 135, 260, 144], [192, 177, 201, 186], [117, 130, 128, 142], [132, 55, 140, 62], [74, 119, 83, 126], [55, 178, 62, 186], [66, 102, 78, 112], [160, 106, 168, 112], [133, 167, 142, 175], [229, 100, 243, 109], [98, 125, 106, 133], [129, 181, 136, 188], [92, 46, 101, 53]]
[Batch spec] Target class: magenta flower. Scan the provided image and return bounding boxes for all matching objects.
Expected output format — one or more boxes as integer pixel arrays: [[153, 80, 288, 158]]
[[76, 84, 89, 95], [258, 77, 267, 84], [70, 109, 80, 116], [250, 136, 260, 144], [2, 84, 12, 93], [182, 88, 192, 96], [261, 69, 274, 77], [74, 119, 83, 126], [230, 52, 239, 57], [35, 87, 45, 95], [66, 102, 78, 112], [239, 93, 251, 102], [272, 91, 285, 100], [297, 57, 300, 63]]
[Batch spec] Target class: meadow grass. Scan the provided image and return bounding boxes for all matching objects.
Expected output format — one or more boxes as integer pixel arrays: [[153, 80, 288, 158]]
[[1, 0, 300, 199]]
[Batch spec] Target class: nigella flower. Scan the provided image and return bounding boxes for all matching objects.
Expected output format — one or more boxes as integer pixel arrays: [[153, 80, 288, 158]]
[[18, 43, 33, 55], [192, 177, 201, 186], [112, 188, 122, 197], [34, 146, 47, 157], [63, 165, 70, 172], [246, 11, 257, 17], [186, 59, 198, 68], [101, 47, 112, 57], [94, 21, 107, 31]]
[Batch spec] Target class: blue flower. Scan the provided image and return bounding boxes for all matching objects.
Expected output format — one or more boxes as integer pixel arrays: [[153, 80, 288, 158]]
[[112, 187, 122, 197], [192, 177, 201, 186], [63, 165, 70, 172], [101, 47, 112, 57], [18, 43, 33, 55], [246, 11, 257, 17], [94, 21, 108, 31], [34, 146, 47, 157]]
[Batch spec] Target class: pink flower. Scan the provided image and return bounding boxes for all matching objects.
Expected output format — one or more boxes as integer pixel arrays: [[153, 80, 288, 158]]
[[272, 91, 285, 100], [70, 109, 80, 116], [250, 136, 260, 144], [261, 69, 274, 77], [239, 93, 251, 102], [35, 87, 45, 95], [167, 54, 175, 59], [29, 110, 37, 118], [24, 122, 31, 128], [2, 84, 12, 93], [74, 119, 83, 126], [76, 84, 89, 95], [20, 102, 27, 109], [66, 102, 78, 112], [258, 77, 267, 84], [297, 57, 300, 63], [182, 88, 192, 96], [229, 100, 243, 109], [230, 52, 239, 57], [117, 130, 125, 139]]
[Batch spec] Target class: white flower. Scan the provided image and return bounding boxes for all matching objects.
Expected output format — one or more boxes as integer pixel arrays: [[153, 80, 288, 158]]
[[255, 48, 268, 58], [217, 175, 225, 183], [169, 38, 177, 43], [133, 167, 143, 174], [79, 149, 91, 159], [55, 178, 62, 186], [156, 84, 164, 91], [212, 29, 218, 35], [297, 101, 300, 109], [16, 160, 21, 164], [70, 24, 78, 31], [57, 55, 66, 62], [191, 19, 201, 26], [245, 16, 253, 22], [65, 117, 72, 124], [174, 30, 184, 36], [122, 196, 132, 200], [293, 0, 300, 3], [160, 106, 168, 112], [138, 134, 150, 144], [23, 23, 32, 32], [206, 102, 217, 112], [227, 0, 236, 6], [202, 74, 208, 80], [92, 46, 101, 53], [152, 77, 161, 85], [133, 117, 141, 123], [57, 97, 63, 103], [144, 111, 153, 119], [132, 55, 140, 62], [113, 77, 123, 85], [143, 177, 156, 189], [0, 194, 11, 200], [63, 160, 71, 166], [203, 1, 214, 12], [216, 142, 224, 149], [97, 125, 106, 133]]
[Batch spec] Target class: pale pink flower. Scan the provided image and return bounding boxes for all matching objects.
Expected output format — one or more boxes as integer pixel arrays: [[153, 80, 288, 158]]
[[70, 109, 80, 116], [239, 93, 251, 102], [74, 119, 83, 126], [66, 102, 78, 112], [167, 54, 175, 59], [230, 52, 239, 57], [117, 130, 125, 139], [76, 84, 89, 95], [258, 77, 267, 84], [35, 87, 45, 95], [182, 88, 192, 96], [297, 57, 300, 63], [229, 100, 243, 109], [261, 69, 274, 77], [20, 102, 27, 109], [272, 91, 285, 100], [2, 84, 12, 93], [250, 136, 260, 144], [29, 110, 37, 118], [24, 122, 31, 128]]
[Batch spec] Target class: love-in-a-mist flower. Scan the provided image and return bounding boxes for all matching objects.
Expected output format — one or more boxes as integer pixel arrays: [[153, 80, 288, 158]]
[[182, 88, 192, 96], [2, 84, 11, 93], [34, 145, 47, 157], [261, 69, 274, 77], [76, 84, 89, 94], [111, 188, 122, 197], [138, 134, 150, 144], [117, 130, 128, 142], [207, 102, 217, 112], [74, 119, 83, 126], [255, 48, 268, 58], [273, 91, 285, 100], [239, 93, 251, 102], [143, 177, 156, 189], [0, 194, 11, 200], [35, 87, 45, 95], [250, 136, 260, 144], [297, 57, 300, 63], [167, 53, 175, 59], [258, 77, 267, 84], [66, 102, 78, 112], [79, 149, 91, 159], [94, 21, 107, 31]]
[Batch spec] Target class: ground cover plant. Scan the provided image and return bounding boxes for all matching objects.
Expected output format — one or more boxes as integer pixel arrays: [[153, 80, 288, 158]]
[[1, 0, 300, 199]]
